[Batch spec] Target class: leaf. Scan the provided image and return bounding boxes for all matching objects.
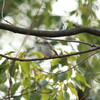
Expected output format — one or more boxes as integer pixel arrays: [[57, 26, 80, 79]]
[[59, 58, 68, 66], [67, 70, 72, 80], [40, 80, 48, 87], [0, 56, 2, 60], [41, 88, 51, 100], [19, 62, 30, 74], [5, 51, 15, 55], [18, 52, 25, 58], [52, 15, 61, 22], [58, 89, 64, 100], [76, 73, 91, 90], [58, 73, 67, 82], [76, 73, 86, 82], [70, 10, 76, 15], [12, 82, 21, 95], [0, 85, 7, 92], [68, 56, 76, 62], [60, 41, 68, 45], [31, 62, 38, 67], [0, 59, 9, 75], [0, 73, 7, 84], [63, 90, 70, 100], [22, 88, 30, 100], [29, 92, 41, 100], [69, 87, 78, 97], [22, 76, 31, 88], [32, 52, 44, 58], [51, 58, 61, 66]]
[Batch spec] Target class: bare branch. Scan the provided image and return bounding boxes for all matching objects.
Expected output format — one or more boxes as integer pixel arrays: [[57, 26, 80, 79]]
[[40, 37, 98, 47], [0, 23, 100, 37], [38, 51, 98, 75], [0, 46, 99, 61]]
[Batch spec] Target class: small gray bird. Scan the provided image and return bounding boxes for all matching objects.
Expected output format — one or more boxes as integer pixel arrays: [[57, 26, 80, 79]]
[[40, 42, 58, 57]]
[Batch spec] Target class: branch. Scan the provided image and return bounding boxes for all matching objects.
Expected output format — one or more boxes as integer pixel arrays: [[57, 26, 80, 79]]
[[0, 23, 100, 37], [38, 51, 98, 75], [0, 46, 100, 61], [40, 37, 98, 47]]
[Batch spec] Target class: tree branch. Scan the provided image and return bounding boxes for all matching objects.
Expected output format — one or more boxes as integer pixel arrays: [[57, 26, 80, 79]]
[[0, 46, 99, 61], [0, 23, 100, 37], [38, 51, 98, 75], [40, 37, 98, 47]]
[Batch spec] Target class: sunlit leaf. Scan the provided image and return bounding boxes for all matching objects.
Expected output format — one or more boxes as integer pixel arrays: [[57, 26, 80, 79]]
[[0, 56, 2, 60], [32, 52, 44, 58], [18, 52, 25, 59], [19, 62, 30, 74], [22, 76, 31, 88], [69, 87, 78, 97], [41, 88, 51, 100], [51, 58, 61, 66], [58, 89, 64, 100], [76, 73, 91, 89]]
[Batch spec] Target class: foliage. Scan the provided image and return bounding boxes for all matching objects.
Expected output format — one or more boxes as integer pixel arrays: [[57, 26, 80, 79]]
[[0, 0, 100, 100]]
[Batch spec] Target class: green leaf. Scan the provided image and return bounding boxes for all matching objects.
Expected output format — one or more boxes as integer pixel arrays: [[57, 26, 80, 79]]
[[40, 80, 48, 87], [0, 85, 7, 92], [58, 90, 64, 100], [68, 56, 76, 62], [41, 88, 51, 100], [31, 62, 38, 67], [12, 82, 21, 95], [68, 82, 78, 97], [18, 52, 25, 58], [0, 56, 2, 60], [5, 51, 15, 55], [60, 41, 68, 45], [19, 62, 30, 74], [63, 90, 70, 100], [32, 52, 44, 58], [70, 10, 76, 15], [69, 87, 78, 97], [76, 73, 91, 90], [58, 73, 67, 82], [51, 58, 61, 66], [67, 70, 72, 80], [52, 16, 61, 22], [29, 92, 41, 100], [59, 58, 68, 66], [22, 89, 30, 100], [0, 73, 7, 84], [76, 73, 86, 82], [0, 59, 9, 75], [22, 76, 31, 88]]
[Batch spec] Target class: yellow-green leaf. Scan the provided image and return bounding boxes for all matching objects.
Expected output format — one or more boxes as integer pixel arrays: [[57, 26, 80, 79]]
[[51, 58, 60, 66], [32, 52, 44, 58]]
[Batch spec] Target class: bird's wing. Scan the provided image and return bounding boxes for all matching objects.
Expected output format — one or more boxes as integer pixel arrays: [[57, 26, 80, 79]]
[[49, 44, 58, 55]]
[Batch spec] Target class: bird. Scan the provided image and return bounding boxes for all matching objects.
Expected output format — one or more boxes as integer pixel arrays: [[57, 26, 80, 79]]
[[39, 41, 58, 57]]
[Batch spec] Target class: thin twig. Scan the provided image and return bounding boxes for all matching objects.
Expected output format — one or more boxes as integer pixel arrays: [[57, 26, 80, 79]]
[[38, 51, 98, 75], [16, 0, 44, 56], [1, 0, 13, 25], [3, 87, 52, 99], [40, 37, 99, 47], [1, 0, 5, 19], [89, 72, 100, 83]]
